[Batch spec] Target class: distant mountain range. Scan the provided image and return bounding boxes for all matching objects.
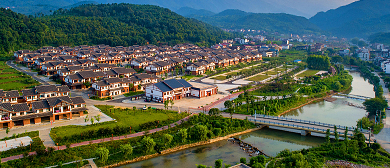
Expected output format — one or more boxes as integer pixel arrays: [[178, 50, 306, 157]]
[[310, 0, 390, 38], [180, 9, 323, 35], [3, 0, 358, 18]]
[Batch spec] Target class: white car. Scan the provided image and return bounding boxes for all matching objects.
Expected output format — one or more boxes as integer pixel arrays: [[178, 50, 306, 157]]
[[143, 105, 147, 110]]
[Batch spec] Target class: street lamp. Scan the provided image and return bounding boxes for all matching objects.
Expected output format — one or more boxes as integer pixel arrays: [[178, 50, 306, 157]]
[[368, 127, 371, 147]]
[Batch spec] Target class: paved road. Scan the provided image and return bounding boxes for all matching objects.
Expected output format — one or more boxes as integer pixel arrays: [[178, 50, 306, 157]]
[[373, 72, 390, 152], [6, 60, 49, 85]]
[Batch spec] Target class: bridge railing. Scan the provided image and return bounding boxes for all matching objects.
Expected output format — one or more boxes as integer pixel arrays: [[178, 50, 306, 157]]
[[253, 114, 356, 131], [249, 118, 354, 137]]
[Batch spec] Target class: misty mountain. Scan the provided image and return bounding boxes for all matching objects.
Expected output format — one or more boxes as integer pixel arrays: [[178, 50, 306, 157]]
[[175, 7, 215, 17], [191, 9, 322, 35], [310, 0, 390, 38], [5, 0, 358, 18]]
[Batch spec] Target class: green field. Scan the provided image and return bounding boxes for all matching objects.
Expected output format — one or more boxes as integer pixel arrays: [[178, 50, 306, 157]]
[[50, 105, 189, 145], [248, 74, 270, 81], [0, 61, 39, 90], [226, 71, 239, 76], [212, 75, 227, 80], [265, 71, 279, 75], [297, 69, 320, 77]]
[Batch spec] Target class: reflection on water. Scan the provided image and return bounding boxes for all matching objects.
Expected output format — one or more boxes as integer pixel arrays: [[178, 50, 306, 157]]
[[120, 128, 324, 168], [281, 71, 374, 127], [282, 97, 367, 127], [347, 71, 375, 98], [235, 128, 325, 157]]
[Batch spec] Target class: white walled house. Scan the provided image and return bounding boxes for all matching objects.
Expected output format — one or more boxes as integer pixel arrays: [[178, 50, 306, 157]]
[[145, 79, 217, 103], [145, 79, 192, 103]]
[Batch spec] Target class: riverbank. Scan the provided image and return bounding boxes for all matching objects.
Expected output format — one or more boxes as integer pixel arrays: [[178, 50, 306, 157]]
[[103, 127, 263, 168]]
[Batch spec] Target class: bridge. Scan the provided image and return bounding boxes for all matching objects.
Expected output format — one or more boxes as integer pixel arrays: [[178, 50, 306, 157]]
[[247, 114, 371, 140], [336, 93, 373, 100]]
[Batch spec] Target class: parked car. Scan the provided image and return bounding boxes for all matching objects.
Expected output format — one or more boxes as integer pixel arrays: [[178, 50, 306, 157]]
[[143, 105, 147, 110]]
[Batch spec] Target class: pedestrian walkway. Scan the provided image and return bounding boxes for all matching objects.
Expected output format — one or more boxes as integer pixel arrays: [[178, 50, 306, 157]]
[[87, 159, 98, 168], [39, 129, 55, 147], [1, 114, 193, 163]]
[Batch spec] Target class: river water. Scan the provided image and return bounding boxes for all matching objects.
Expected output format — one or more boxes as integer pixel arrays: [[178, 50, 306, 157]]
[[120, 71, 374, 168]]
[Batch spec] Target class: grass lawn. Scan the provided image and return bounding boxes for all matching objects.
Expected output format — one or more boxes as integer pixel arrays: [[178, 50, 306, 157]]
[[265, 71, 278, 75], [297, 69, 320, 77], [0, 61, 39, 91], [248, 74, 270, 81], [212, 75, 227, 80], [240, 69, 252, 74], [181, 75, 196, 81], [226, 71, 238, 76], [50, 105, 189, 145], [275, 68, 287, 72], [124, 91, 145, 97]]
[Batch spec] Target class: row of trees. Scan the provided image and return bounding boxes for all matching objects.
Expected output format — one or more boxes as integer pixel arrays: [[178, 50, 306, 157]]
[[307, 55, 331, 70]]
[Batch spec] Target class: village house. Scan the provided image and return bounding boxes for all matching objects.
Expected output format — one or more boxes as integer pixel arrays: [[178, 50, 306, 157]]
[[145, 79, 218, 103]]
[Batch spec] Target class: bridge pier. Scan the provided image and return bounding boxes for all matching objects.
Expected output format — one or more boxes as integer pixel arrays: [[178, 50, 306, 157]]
[[301, 130, 311, 136]]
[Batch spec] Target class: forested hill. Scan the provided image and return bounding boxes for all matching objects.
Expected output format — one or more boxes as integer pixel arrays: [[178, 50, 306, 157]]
[[309, 0, 390, 38], [368, 32, 390, 45], [191, 9, 322, 35], [0, 3, 232, 55]]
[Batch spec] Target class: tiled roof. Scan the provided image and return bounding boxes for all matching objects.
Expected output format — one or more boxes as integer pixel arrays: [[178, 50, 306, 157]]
[[163, 79, 185, 89], [12, 103, 29, 112], [4, 90, 20, 98], [154, 82, 172, 92], [35, 85, 57, 93], [177, 79, 192, 88], [57, 85, 70, 92], [22, 89, 36, 97], [112, 67, 136, 74], [32, 101, 51, 109], [70, 97, 85, 104]]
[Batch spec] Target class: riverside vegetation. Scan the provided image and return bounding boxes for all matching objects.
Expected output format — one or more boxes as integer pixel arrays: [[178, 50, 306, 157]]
[[224, 69, 352, 116], [197, 131, 390, 168], [1, 113, 255, 167]]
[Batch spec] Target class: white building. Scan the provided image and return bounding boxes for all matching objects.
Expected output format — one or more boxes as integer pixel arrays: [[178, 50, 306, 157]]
[[358, 49, 370, 61]]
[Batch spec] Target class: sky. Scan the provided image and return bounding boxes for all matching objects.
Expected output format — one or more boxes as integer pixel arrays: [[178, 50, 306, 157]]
[[271, 0, 359, 17]]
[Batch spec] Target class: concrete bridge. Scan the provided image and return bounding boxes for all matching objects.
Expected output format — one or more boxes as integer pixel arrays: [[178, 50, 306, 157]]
[[248, 114, 371, 140], [336, 93, 373, 100]]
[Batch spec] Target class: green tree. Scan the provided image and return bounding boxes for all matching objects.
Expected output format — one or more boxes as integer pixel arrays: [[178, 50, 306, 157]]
[[140, 136, 156, 154], [334, 125, 339, 142], [224, 100, 233, 120], [169, 100, 174, 109], [325, 129, 330, 143], [215, 159, 223, 168], [177, 128, 188, 143], [344, 127, 349, 142], [208, 108, 220, 117], [120, 144, 133, 158], [162, 134, 173, 147], [94, 114, 101, 123], [164, 100, 169, 110], [363, 98, 388, 116], [240, 157, 246, 164], [189, 125, 208, 141], [95, 147, 109, 164], [331, 81, 343, 92]]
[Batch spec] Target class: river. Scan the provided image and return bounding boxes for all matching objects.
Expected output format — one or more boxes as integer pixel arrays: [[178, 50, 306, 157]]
[[120, 71, 374, 168]]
